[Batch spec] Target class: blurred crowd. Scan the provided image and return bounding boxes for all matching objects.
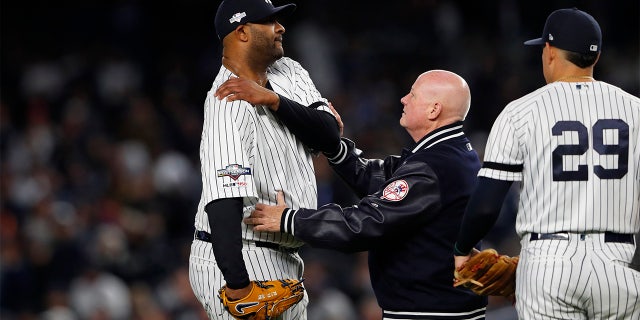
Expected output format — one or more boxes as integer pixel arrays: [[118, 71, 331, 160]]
[[1, 0, 638, 319]]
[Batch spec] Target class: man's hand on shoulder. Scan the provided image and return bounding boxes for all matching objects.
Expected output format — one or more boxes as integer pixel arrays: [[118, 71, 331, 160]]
[[215, 77, 280, 110]]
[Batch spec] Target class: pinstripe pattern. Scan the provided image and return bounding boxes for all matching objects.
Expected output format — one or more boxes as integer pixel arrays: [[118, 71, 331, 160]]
[[190, 57, 328, 319], [196, 57, 329, 246], [481, 81, 640, 235], [518, 234, 639, 319], [481, 80, 640, 319]]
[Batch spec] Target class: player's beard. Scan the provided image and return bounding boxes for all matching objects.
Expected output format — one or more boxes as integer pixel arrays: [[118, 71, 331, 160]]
[[251, 31, 284, 66]]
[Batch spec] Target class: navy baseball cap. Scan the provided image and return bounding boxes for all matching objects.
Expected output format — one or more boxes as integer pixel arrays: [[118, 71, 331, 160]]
[[214, 0, 296, 40], [524, 8, 601, 54]]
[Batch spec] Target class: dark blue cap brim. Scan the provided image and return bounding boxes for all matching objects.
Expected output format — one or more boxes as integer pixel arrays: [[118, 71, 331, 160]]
[[524, 38, 545, 46], [258, 3, 296, 22]]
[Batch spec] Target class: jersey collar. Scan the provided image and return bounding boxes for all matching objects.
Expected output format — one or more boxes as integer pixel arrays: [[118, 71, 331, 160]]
[[410, 121, 465, 153]]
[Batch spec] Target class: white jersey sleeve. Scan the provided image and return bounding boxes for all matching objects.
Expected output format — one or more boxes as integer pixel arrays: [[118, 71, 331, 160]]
[[199, 93, 258, 204], [478, 107, 525, 181]]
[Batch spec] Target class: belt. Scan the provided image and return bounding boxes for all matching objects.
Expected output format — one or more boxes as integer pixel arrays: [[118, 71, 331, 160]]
[[195, 230, 298, 253], [530, 231, 635, 244]]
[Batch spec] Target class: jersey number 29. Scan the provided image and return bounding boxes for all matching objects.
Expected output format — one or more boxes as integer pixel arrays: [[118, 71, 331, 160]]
[[552, 119, 629, 181]]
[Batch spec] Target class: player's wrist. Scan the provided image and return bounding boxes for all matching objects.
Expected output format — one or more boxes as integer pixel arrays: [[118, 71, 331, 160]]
[[224, 283, 253, 301], [268, 92, 281, 111], [225, 278, 251, 290]]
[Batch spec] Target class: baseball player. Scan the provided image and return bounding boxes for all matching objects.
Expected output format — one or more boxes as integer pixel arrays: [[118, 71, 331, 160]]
[[245, 70, 488, 320], [188, 0, 340, 319], [453, 8, 640, 319]]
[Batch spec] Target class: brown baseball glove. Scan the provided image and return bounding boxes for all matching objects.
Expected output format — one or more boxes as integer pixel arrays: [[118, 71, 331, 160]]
[[218, 279, 305, 319], [454, 248, 519, 297]]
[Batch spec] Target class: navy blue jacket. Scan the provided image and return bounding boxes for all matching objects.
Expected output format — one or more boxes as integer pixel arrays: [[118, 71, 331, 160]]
[[281, 122, 487, 313]]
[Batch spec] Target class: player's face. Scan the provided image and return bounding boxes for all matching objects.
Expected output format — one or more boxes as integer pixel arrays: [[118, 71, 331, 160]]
[[249, 19, 286, 62]]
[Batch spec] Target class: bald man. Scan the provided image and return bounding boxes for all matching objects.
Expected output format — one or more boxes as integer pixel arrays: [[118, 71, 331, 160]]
[[246, 70, 488, 320]]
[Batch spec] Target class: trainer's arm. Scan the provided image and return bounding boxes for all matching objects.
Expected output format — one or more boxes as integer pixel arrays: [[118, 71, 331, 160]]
[[247, 162, 442, 252], [454, 177, 514, 255], [325, 138, 401, 197]]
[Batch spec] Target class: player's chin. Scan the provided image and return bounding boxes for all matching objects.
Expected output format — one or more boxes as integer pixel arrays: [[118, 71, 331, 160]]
[[271, 47, 284, 60]]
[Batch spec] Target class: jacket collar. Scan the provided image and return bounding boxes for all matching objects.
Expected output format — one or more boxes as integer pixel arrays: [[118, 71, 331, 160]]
[[410, 121, 465, 153]]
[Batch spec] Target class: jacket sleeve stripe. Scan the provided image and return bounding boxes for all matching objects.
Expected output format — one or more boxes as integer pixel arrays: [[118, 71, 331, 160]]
[[326, 140, 347, 163], [282, 208, 296, 235]]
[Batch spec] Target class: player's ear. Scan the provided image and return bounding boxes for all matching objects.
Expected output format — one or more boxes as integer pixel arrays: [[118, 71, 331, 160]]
[[544, 43, 556, 63], [234, 24, 250, 42]]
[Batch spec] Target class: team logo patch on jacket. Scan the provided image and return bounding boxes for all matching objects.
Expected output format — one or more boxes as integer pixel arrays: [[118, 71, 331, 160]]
[[380, 179, 409, 201], [217, 164, 251, 180]]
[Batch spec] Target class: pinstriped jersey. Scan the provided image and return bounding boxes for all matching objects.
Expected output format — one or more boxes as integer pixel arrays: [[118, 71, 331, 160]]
[[480, 81, 640, 236], [195, 57, 331, 247]]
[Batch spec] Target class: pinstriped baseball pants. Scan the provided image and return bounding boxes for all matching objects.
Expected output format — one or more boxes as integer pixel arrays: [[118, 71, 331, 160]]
[[517, 233, 640, 319], [189, 239, 308, 320]]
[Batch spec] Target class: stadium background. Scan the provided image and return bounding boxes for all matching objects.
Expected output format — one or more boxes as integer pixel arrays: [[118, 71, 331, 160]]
[[1, 0, 638, 319]]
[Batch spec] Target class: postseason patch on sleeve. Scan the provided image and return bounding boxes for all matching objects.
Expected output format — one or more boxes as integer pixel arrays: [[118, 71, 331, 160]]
[[380, 179, 409, 201], [217, 164, 251, 181]]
